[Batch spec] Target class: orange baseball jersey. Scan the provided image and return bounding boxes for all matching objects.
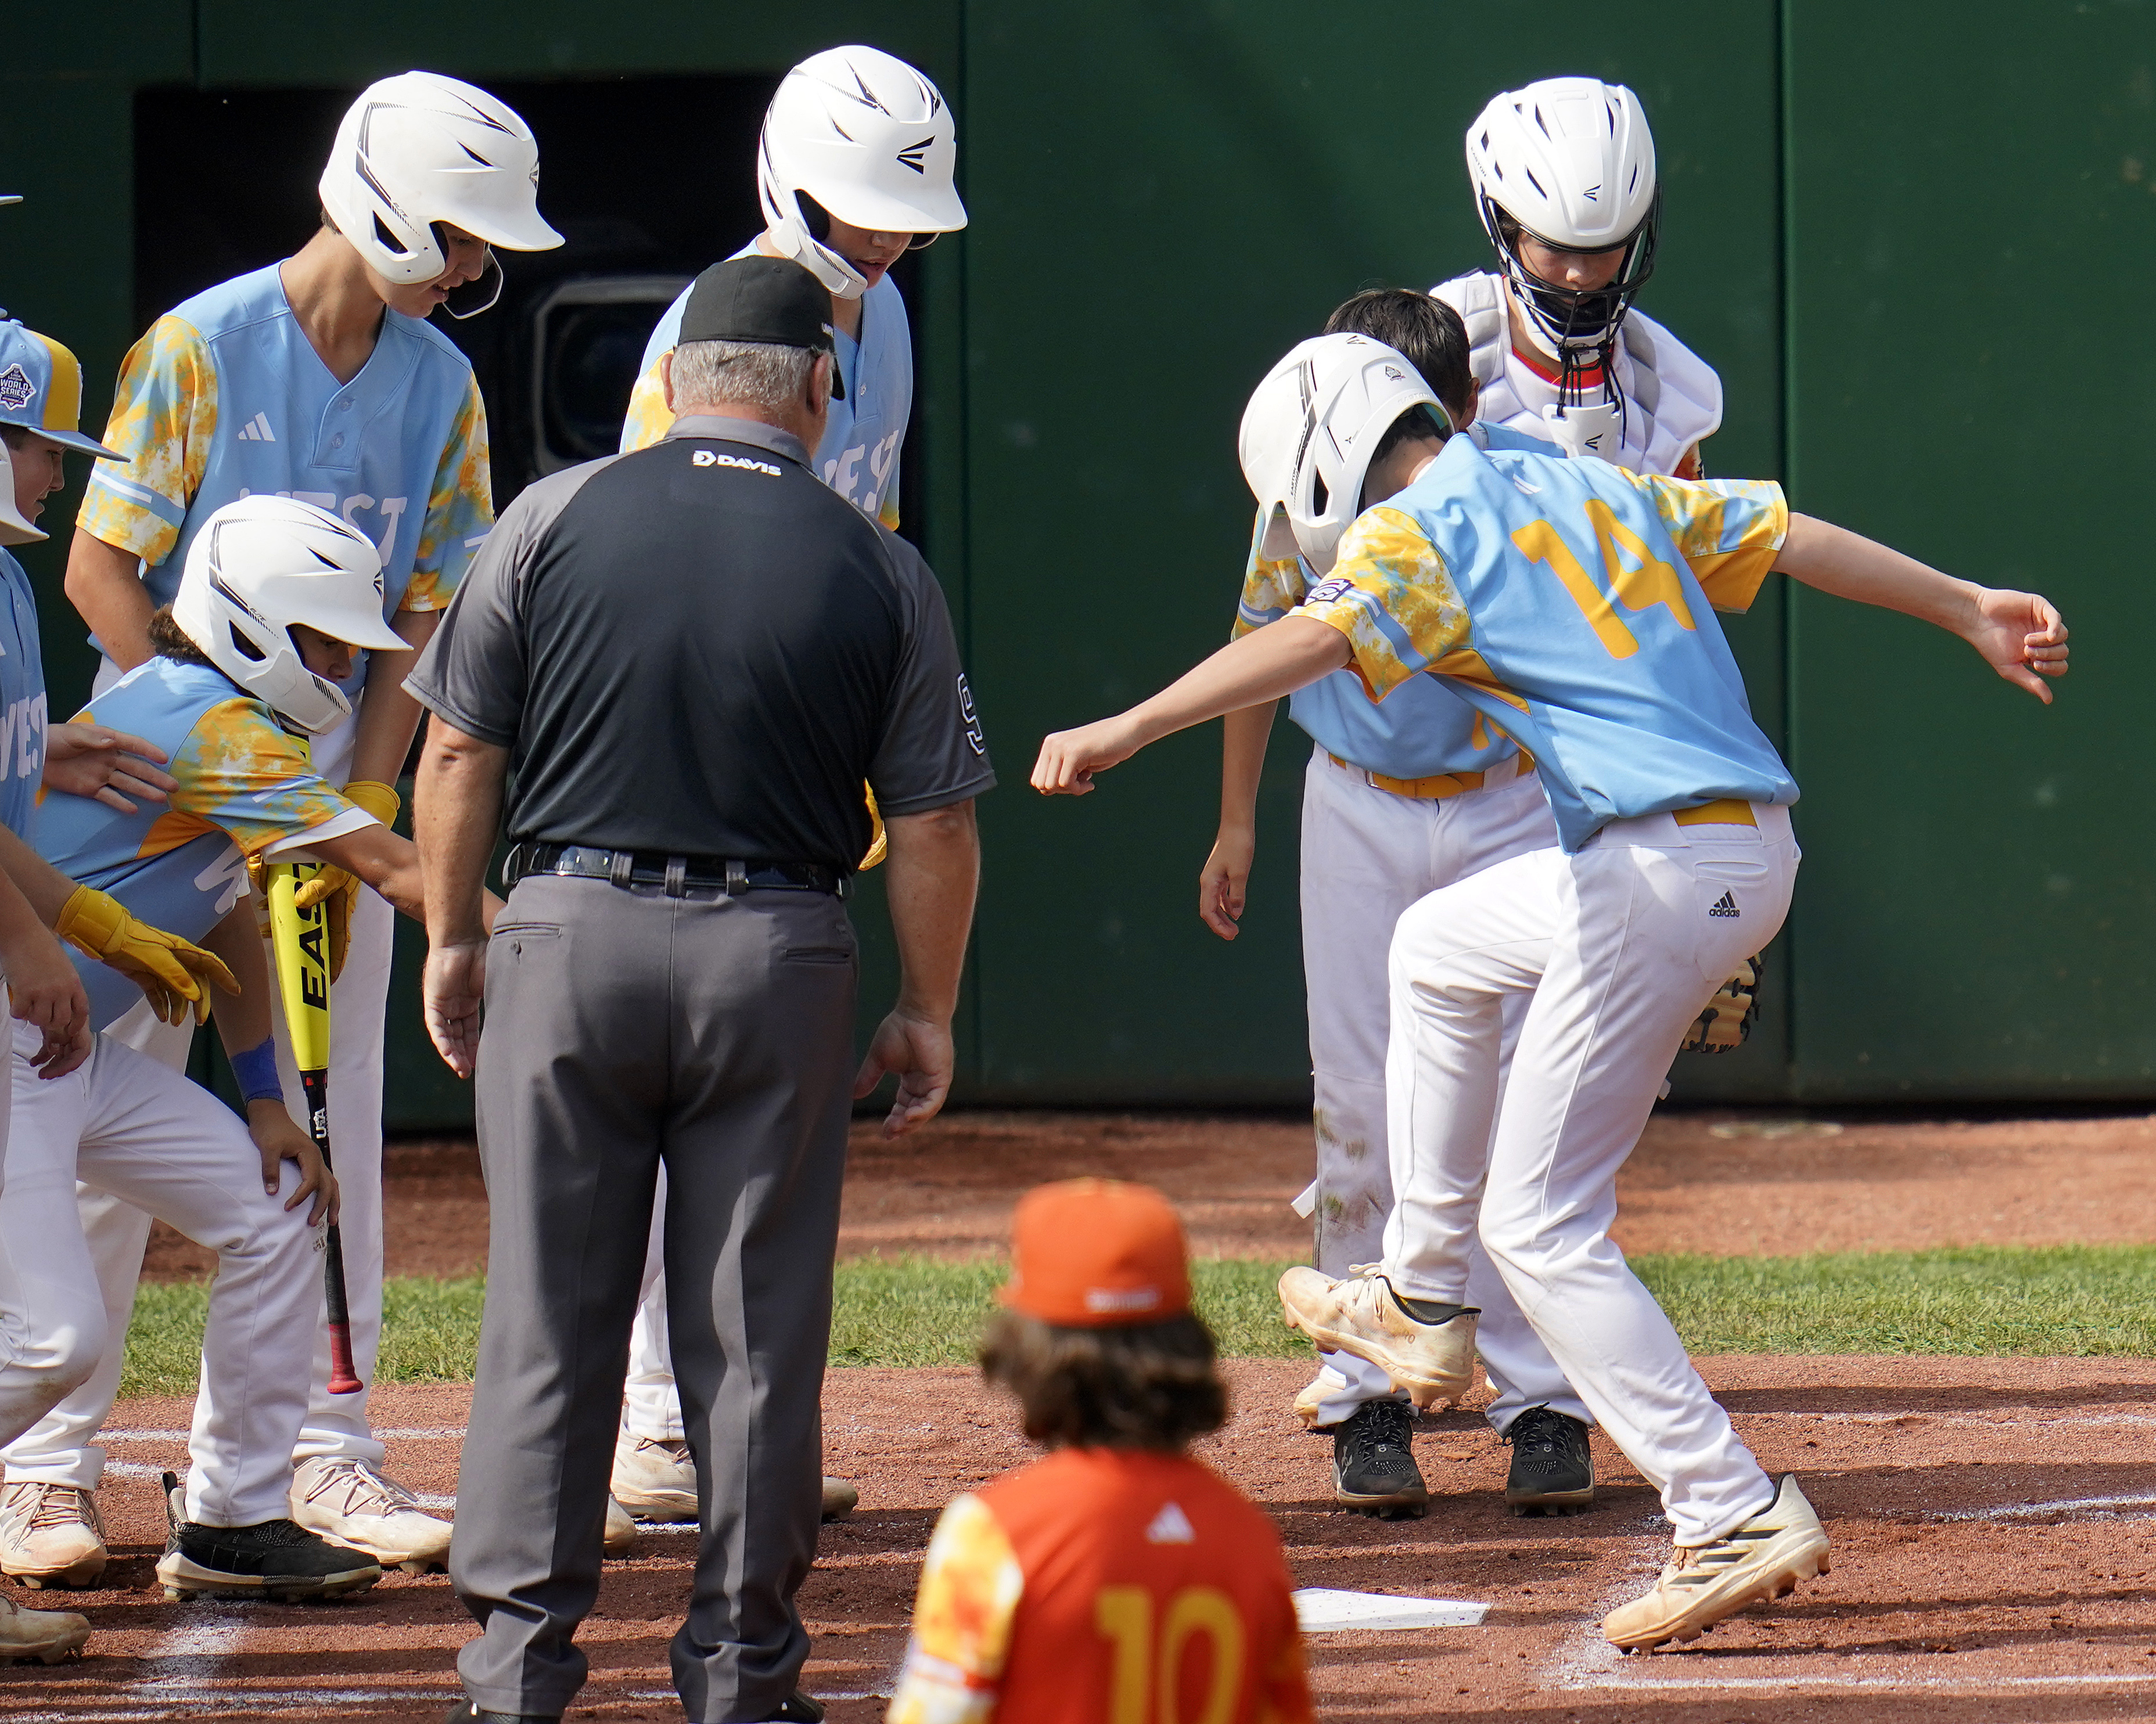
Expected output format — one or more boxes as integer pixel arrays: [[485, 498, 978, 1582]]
[[887, 1446, 1310, 1724]]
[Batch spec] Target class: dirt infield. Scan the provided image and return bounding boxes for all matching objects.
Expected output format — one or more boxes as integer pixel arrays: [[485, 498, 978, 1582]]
[[139, 1107, 2156, 1280], [13, 1355, 2156, 1721]]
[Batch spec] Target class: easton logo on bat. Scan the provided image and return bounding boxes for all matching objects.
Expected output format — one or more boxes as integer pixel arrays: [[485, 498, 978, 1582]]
[[294, 900, 329, 1010]]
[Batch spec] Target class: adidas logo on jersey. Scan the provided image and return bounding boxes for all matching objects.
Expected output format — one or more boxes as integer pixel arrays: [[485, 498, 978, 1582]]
[[1145, 1502, 1196, 1545], [236, 412, 276, 442], [1709, 891, 1740, 919]]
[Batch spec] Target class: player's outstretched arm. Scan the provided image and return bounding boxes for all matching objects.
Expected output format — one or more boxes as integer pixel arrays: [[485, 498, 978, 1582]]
[[1201, 700, 1278, 941], [1774, 513, 2069, 703], [1033, 618, 1349, 797]]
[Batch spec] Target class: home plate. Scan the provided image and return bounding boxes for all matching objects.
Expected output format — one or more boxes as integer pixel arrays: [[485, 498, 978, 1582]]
[[1292, 1588, 1489, 1632]]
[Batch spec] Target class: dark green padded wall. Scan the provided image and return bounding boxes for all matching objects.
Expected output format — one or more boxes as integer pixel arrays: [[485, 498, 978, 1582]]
[[958, 0, 1785, 1101], [1782, 2, 2155, 1098]]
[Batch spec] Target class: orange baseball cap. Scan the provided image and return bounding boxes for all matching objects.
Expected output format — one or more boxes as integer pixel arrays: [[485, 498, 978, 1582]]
[[999, 1178, 1194, 1328]]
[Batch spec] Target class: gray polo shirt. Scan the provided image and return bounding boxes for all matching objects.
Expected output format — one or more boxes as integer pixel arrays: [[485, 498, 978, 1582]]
[[405, 415, 992, 869]]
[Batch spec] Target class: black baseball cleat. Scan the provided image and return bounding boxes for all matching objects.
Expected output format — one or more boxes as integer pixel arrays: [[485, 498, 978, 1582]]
[[1503, 1405, 1596, 1516], [772, 1694, 826, 1722], [1329, 1398, 1429, 1519], [441, 1704, 561, 1724], [156, 1468, 380, 1602]]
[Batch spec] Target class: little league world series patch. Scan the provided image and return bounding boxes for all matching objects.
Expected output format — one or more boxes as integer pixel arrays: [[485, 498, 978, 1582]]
[[0, 365, 34, 413]]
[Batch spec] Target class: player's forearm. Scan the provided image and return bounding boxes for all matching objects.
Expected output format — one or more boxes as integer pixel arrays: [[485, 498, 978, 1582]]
[[63, 529, 158, 671], [413, 718, 508, 946], [1774, 514, 1981, 634], [1127, 620, 1349, 755], [204, 905, 274, 1053], [882, 799, 980, 1025], [0, 823, 93, 924], [347, 610, 442, 786], [1218, 700, 1278, 832]]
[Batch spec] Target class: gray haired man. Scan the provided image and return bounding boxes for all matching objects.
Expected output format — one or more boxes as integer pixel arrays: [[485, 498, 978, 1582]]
[[408, 255, 991, 1724]]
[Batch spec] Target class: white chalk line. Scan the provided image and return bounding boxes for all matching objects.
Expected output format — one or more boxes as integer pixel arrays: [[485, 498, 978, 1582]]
[[1740, 1409, 2156, 1431], [94, 1426, 465, 1443], [1574, 1671, 2156, 1692], [12, 1693, 458, 1723]]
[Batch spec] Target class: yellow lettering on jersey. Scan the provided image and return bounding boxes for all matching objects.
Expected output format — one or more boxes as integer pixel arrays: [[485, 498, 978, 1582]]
[[1096, 1586, 1152, 1724], [1512, 519, 1640, 658], [1586, 500, 1695, 636], [1160, 1586, 1244, 1724]]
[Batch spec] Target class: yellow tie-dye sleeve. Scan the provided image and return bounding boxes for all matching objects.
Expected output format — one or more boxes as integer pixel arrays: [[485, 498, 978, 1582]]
[[1291, 506, 1469, 701], [879, 474, 903, 532], [1233, 506, 1309, 640], [620, 355, 675, 455], [885, 1493, 1022, 1724], [168, 697, 359, 857], [76, 317, 215, 567], [1618, 470, 1788, 613], [404, 375, 493, 614]]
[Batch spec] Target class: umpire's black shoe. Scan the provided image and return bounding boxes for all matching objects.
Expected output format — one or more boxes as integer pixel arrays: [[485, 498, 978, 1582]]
[[154, 1471, 379, 1602], [772, 1695, 826, 1722], [1329, 1398, 1429, 1518], [1503, 1405, 1596, 1516], [441, 1705, 561, 1724]]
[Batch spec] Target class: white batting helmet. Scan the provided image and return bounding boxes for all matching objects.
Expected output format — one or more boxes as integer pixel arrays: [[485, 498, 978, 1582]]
[[171, 497, 409, 736], [1239, 333, 1449, 577], [319, 71, 563, 318], [757, 46, 968, 299], [1466, 78, 1660, 382]]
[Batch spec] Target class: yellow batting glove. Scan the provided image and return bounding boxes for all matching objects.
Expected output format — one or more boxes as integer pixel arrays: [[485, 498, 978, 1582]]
[[860, 782, 887, 871], [290, 779, 400, 982], [56, 884, 242, 1027]]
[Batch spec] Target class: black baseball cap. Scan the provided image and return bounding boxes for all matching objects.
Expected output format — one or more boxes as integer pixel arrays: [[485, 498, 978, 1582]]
[[677, 256, 836, 352]]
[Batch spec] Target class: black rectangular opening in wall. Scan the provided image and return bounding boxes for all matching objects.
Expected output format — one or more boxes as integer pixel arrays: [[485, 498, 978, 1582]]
[[131, 77, 924, 532]]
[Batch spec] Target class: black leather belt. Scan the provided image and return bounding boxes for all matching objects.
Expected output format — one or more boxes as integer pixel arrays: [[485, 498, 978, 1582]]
[[503, 843, 844, 898]]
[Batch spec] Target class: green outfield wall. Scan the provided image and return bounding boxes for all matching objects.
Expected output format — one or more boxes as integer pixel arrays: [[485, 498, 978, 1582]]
[[5, 1, 2147, 1121]]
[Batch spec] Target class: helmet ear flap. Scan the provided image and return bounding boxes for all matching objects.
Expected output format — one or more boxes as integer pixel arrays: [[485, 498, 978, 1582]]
[[225, 621, 267, 665], [793, 190, 834, 244]]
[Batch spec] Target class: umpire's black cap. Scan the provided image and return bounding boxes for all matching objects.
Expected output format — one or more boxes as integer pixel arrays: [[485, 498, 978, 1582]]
[[678, 256, 836, 352]]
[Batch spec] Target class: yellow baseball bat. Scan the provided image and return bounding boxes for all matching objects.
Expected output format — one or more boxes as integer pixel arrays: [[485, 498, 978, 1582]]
[[267, 861, 362, 1396]]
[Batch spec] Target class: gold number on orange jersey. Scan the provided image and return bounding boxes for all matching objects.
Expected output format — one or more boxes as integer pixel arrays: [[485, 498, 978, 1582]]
[[1512, 502, 1695, 661], [1094, 1583, 1245, 1724]]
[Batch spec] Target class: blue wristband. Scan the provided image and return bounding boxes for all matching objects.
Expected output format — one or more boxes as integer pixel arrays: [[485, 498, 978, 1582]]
[[229, 1038, 283, 1104]]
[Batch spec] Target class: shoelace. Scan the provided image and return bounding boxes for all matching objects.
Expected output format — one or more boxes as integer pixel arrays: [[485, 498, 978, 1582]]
[[301, 1460, 419, 1518], [26, 1487, 99, 1535], [1345, 1402, 1418, 1477], [1505, 1406, 1585, 1473]]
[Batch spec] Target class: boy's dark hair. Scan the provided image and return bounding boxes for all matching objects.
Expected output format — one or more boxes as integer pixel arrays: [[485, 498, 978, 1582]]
[[980, 1308, 1228, 1451], [146, 604, 215, 667], [0, 425, 27, 452], [1325, 288, 1475, 463]]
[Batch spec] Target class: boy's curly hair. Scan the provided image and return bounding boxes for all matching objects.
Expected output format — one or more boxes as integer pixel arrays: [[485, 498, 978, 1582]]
[[980, 1308, 1228, 1451]]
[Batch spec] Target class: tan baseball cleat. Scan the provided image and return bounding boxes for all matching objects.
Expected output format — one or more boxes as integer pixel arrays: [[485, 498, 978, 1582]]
[[1278, 1265, 1478, 1409], [290, 1457, 453, 1574], [0, 1481, 107, 1588], [611, 1433, 698, 1521], [1290, 1372, 1329, 1430], [604, 1495, 640, 1556], [1601, 1474, 1830, 1651], [0, 1592, 89, 1665], [821, 1477, 859, 1521]]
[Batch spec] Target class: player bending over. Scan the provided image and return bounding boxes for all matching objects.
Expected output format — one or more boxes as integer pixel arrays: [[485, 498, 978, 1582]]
[[615, 44, 968, 1531], [1206, 292, 1597, 1523], [1034, 333, 2065, 1649], [886, 1179, 1309, 1724], [0, 497, 498, 1603]]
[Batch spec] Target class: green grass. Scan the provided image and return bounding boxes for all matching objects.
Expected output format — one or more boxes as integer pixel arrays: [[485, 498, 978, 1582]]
[[117, 1244, 2156, 1397]]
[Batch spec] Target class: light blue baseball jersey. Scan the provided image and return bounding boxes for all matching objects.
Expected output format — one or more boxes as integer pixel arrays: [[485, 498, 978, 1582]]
[[1295, 434, 1795, 852], [0, 549, 46, 841], [620, 248, 911, 526], [78, 264, 492, 694], [1232, 419, 1561, 781], [39, 657, 366, 1029]]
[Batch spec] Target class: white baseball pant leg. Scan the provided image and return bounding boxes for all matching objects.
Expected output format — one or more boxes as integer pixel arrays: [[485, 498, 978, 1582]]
[[3, 1002, 192, 1485], [0, 1021, 319, 1524], [1298, 747, 1583, 1431], [621, 1167, 684, 1442], [1381, 806, 1798, 1545]]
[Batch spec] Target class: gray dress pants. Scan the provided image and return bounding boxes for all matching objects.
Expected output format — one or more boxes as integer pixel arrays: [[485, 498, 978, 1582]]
[[450, 874, 857, 1721]]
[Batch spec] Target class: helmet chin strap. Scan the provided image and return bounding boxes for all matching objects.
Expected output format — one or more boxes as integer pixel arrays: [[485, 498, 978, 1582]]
[[764, 220, 868, 300]]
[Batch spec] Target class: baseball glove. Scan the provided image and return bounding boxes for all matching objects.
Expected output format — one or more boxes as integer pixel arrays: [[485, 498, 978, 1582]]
[[1680, 953, 1762, 1054]]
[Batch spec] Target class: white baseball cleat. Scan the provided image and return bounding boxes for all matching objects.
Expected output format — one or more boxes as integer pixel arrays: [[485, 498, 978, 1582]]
[[1601, 1474, 1831, 1651], [611, 1433, 698, 1521], [0, 1481, 107, 1588], [1278, 1265, 1478, 1409], [290, 1456, 452, 1574], [604, 1494, 640, 1556], [1290, 1372, 1329, 1430], [0, 1592, 89, 1665]]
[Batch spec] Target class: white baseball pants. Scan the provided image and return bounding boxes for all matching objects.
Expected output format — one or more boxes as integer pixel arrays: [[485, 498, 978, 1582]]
[[0, 1018, 321, 1525], [1381, 804, 1798, 1546], [1298, 748, 1586, 1431]]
